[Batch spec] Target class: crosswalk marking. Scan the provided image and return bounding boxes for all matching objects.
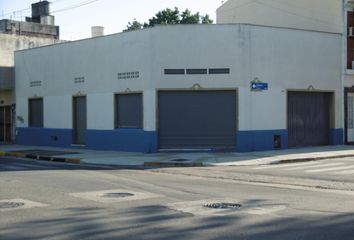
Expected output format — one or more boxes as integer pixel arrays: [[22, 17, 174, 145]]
[[252, 161, 321, 170], [333, 169, 354, 175], [285, 162, 345, 171], [250, 159, 354, 176], [305, 165, 354, 173]]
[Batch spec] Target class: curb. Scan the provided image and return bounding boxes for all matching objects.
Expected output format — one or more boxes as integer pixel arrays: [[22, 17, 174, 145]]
[[3, 151, 81, 164], [144, 161, 203, 168]]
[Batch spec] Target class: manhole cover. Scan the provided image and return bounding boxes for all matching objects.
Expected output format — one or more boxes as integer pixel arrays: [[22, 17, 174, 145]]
[[102, 193, 134, 198], [170, 159, 190, 162], [203, 203, 242, 210], [0, 202, 25, 209]]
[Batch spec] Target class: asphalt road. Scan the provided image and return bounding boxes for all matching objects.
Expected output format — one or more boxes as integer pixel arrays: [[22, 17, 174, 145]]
[[1, 157, 354, 240]]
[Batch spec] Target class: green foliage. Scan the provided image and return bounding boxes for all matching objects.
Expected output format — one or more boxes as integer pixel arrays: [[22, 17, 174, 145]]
[[201, 14, 213, 24], [124, 19, 143, 32], [123, 7, 213, 32], [180, 9, 200, 24]]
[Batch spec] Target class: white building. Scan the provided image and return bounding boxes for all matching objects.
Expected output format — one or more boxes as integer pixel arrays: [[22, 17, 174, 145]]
[[343, 0, 354, 145], [217, 0, 342, 33], [14, 24, 343, 152], [0, 1, 61, 143]]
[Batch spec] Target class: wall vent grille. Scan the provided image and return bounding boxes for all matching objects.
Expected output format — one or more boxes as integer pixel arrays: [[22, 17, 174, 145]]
[[164, 68, 230, 75], [30, 81, 41, 87], [186, 69, 207, 75], [74, 77, 85, 83], [118, 72, 139, 79]]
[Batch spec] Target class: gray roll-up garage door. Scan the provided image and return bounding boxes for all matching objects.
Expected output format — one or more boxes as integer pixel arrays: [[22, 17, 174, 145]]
[[288, 91, 331, 147], [158, 90, 237, 149]]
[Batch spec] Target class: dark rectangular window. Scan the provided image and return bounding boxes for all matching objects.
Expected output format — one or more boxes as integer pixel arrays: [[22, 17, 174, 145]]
[[186, 69, 207, 75], [209, 68, 230, 74], [164, 69, 185, 75], [115, 94, 143, 128], [29, 98, 43, 127]]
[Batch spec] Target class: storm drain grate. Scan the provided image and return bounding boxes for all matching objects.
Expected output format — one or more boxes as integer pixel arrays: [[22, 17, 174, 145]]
[[102, 193, 134, 198], [203, 203, 242, 210], [0, 202, 25, 209]]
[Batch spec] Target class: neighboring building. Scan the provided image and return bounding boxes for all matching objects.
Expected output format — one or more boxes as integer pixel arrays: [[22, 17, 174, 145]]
[[0, 1, 61, 143], [344, 0, 354, 144], [217, 0, 342, 33], [14, 24, 343, 153]]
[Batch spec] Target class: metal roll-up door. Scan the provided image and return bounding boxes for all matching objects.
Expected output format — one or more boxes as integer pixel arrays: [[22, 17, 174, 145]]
[[288, 92, 331, 147], [158, 90, 237, 150]]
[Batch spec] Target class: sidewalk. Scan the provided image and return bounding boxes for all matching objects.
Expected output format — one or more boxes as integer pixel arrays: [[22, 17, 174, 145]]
[[1, 144, 354, 167]]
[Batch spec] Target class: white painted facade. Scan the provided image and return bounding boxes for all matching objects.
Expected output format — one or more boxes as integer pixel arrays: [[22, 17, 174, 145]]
[[14, 24, 342, 152], [0, 33, 62, 106]]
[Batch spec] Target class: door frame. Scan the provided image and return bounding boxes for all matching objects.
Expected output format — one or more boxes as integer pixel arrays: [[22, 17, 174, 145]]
[[344, 87, 354, 144]]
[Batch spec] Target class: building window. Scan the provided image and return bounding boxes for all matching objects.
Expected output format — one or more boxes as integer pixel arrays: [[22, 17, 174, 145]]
[[348, 11, 354, 69], [164, 69, 185, 75], [186, 69, 207, 75], [115, 93, 143, 128], [209, 68, 230, 74], [29, 98, 43, 127]]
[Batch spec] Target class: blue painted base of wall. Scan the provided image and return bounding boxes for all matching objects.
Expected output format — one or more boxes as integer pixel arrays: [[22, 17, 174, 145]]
[[330, 128, 344, 145], [86, 129, 157, 153], [16, 127, 158, 153], [16, 127, 73, 148], [236, 130, 288, 152], [16, 127, 344, 153], [236, 129, 344, 152]]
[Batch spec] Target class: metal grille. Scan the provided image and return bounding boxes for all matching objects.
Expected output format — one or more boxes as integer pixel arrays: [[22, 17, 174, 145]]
[[288, 92, 331, 147], [164, 69, 185, 75], [158, 91, 237, 149]]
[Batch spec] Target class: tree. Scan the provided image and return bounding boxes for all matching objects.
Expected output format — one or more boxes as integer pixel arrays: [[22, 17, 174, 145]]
[[124, 19, 143, 32], [180, 9, 200, 24], [201, 14, 213, 24], [123, 7, 213, 31], [147, 7, 180, 27]]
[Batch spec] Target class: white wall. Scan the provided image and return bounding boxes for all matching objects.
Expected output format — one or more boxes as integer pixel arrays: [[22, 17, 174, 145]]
[[217, 0, 343, 34], [0, 33, 62, 67], [15, 24, 342, 132], [150, 25, 342, 130], [0, 33, 63, 106]]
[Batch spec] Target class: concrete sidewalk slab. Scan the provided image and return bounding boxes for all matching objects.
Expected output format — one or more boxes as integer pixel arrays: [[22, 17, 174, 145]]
[[1, 144, 354, 167]]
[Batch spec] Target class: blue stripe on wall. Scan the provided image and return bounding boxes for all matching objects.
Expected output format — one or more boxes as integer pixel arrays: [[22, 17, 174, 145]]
[[16, 127, 158, 153], [16, 127, 343, 153], [86, 129, 158, 153], [330, 128, 344, 145], [16, 127, 72, 148], [236, 130, 288, 152]]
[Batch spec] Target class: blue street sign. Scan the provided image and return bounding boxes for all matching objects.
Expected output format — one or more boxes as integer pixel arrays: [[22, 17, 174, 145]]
[[251, 82, 268, 91]]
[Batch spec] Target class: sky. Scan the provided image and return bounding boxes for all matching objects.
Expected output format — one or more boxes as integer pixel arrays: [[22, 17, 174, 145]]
[[0, 0, 223, 40]]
